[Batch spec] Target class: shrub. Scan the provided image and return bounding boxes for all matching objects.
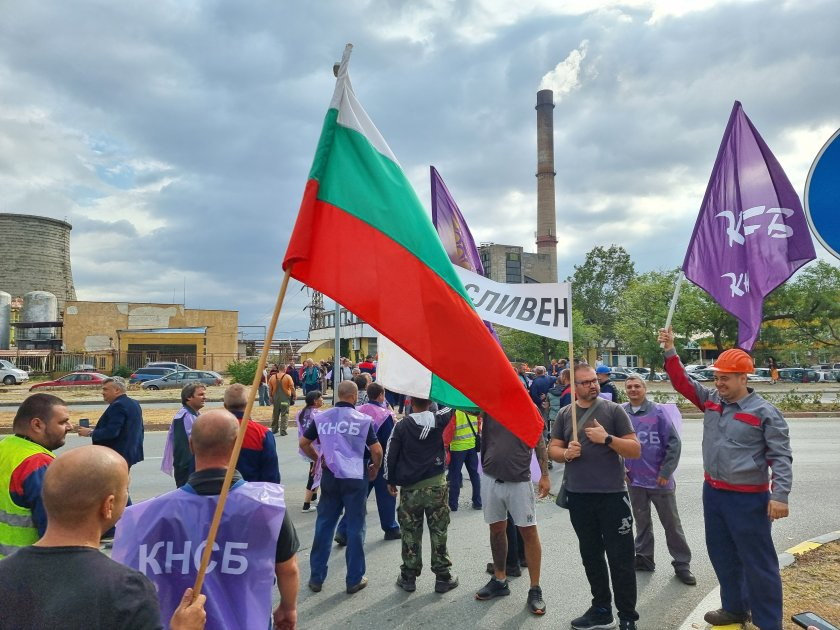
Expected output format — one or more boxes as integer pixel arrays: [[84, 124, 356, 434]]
[[227, 359, 259, 385], [112, 365, 133, 378]]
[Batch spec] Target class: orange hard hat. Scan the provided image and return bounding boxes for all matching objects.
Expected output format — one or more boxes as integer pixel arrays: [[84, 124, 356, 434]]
[[710, 349, 755, 374]]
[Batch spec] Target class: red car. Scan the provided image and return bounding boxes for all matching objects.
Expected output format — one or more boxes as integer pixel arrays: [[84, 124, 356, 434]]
[[30, 372, 110, 391]]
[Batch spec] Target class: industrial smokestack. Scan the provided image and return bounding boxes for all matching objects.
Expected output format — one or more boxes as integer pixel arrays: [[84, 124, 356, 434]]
[[535, 89, 558, 282]]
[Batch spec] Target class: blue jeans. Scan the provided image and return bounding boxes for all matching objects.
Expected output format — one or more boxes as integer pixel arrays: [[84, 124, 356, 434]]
[[703, 483, 782, 630], [258, 383, 270, 406], [448, 448, 481, 509], [309, 468, 369, 586], [337, 467, 399, 535]]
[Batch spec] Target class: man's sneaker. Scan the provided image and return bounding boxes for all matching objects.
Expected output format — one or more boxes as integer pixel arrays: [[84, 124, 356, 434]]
[[570, 606, 616, 629], [618, 620, 637, 630], [334, 533, 347, 546], [634, 555, 655, 571], [280, 430, 288, 436], [383, 528, 401, 540], [485, 562, 521, 577], [703, 608, 751, 625], [434, 574, 459, 593], [475, 577, 510, 600], [675, 569, 697, 585], [301, 505, 316, 513], [346, 576, 368, 594], [527, 586, 546, 615], [396, 573, 416, 592]]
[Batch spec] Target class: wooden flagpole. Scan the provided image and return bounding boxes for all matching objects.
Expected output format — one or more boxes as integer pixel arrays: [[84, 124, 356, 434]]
[[567, 297, 578, 443], [192, 266, 293, 595]]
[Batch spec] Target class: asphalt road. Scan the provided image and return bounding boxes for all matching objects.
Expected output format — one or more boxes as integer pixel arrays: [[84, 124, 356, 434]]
[[45, 414, 839, 630]]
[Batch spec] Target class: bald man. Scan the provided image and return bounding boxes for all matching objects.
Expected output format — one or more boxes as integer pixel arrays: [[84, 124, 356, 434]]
[[113, 410, 299, 630], [0, 445, 205, 630]]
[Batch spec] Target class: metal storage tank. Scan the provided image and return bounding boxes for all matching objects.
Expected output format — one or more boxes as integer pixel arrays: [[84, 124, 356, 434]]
[[0, 213, 76, 315], [0, 291, 10, 349], [20, 291, 58, 341]]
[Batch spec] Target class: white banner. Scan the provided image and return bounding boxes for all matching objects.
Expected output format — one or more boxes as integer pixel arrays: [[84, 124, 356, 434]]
[[453, 267, 571, 341]]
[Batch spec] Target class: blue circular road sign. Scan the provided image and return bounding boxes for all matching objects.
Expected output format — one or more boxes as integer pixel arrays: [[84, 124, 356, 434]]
[[805, 127, 840, 260]]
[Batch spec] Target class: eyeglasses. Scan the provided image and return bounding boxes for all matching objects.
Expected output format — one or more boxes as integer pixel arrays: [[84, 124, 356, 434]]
[[575, 378, 598, 387]]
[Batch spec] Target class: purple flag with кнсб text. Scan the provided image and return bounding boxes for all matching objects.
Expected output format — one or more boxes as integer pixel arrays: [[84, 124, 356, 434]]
[[682, 101, 816, 351], [430, 166, 501, 344]]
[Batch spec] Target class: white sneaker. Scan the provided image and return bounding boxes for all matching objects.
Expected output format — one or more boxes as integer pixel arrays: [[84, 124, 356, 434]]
[[302, 505, 316, 513]]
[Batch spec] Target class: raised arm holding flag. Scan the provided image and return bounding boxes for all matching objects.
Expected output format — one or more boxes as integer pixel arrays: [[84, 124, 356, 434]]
[[668, 101, 816, 350]]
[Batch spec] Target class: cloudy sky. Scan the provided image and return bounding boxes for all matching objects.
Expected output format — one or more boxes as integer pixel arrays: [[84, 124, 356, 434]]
[[1, 0, 838, 340]]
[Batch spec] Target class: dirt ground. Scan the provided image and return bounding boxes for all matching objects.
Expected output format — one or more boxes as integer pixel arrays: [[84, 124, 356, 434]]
[[781, 540, 840, 629]]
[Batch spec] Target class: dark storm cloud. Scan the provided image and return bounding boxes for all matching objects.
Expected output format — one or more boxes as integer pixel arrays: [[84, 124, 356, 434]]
[[0, 0, 837, 335]]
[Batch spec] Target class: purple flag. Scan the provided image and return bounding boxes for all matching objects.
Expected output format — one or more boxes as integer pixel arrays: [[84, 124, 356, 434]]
[[682, 101, 816, 350], [431, 166, 501, 344], [431, 166, 485, 274]]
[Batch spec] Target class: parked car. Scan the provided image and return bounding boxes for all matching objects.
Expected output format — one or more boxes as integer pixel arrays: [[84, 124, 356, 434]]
[[687, 368, 716, 382], [747, 373, 773, 383], [777, 368, 820, 383], [30, 372, 109, 391], [141, 370, 223, 390], [74, 363, 97, 372], [0, 360, 30, 385], [813, 369, 840, 383], [129, 367, 176, 384], [145, 361, 192, 372], [608, 370, 629, 381]]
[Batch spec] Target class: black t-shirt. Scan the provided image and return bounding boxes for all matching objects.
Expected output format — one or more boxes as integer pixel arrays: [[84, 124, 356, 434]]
[[0, 546, 161, 630], [187, 468, 300, 563], [480, 414, 533, 482]]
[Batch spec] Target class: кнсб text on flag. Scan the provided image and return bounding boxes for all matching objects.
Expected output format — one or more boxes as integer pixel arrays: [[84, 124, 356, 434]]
[[282, 45, 543, 445], [682, 101, 816, 350]]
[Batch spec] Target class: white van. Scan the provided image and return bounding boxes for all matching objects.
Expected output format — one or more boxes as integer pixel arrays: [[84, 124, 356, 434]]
[[0, 360, 30, 385]]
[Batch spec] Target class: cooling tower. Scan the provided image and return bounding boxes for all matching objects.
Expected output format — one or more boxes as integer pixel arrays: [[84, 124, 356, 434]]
[[0, 291, 10, 349], [0, 214, 76, 314]]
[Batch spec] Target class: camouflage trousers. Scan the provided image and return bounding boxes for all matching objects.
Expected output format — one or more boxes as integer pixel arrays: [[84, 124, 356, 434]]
[[398, 483, 452, 578]]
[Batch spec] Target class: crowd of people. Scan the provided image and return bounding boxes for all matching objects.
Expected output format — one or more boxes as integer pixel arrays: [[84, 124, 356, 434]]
[[0, 328, 796, 630]]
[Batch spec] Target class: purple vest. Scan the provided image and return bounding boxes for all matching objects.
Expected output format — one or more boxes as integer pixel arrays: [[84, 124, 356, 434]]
[[623, 402, 679, 490], [297, 407, 321, 459], [315, 405, 372, 479], [112, 482, 284, 630], [356, 402, 392, 430]]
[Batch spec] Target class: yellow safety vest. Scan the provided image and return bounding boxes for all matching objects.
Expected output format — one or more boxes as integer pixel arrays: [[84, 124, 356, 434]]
[[450, 410, 477, 452], [0, 436, 54, 558]]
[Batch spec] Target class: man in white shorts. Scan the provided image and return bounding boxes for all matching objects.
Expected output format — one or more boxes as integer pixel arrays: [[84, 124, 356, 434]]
[[475, 413, 550, 616]]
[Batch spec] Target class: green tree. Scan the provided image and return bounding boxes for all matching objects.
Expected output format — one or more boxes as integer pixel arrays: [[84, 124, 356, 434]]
[[762, 260, 840, 349], [496, 307, 601, 367], [567, 245, 635, 354]]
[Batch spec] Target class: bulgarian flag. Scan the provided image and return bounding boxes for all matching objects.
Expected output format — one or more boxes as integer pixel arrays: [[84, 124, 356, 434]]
[[282, 45, 543, 446]]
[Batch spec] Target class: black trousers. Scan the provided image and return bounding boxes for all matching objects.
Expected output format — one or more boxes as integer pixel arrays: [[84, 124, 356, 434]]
[[568, 491, 638, 621]]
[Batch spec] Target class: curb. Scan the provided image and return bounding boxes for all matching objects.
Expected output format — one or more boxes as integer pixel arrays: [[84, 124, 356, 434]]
[[678, 530, 840, 630]]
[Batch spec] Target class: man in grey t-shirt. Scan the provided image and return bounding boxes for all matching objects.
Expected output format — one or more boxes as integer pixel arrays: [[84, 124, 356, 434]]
[[475, 414, 550, 616], [549, 364, 641, 630]]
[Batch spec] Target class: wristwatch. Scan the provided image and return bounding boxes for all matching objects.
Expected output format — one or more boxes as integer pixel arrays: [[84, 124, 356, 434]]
[[604, 435, 613, 446]]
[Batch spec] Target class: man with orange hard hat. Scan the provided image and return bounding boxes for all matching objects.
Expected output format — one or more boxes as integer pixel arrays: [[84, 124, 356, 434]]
[[658, 327, 791, 630]]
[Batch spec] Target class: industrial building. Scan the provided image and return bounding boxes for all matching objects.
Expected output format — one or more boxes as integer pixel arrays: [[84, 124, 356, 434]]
[[62, 301, 239, 372], [0, 212, 240, 374]]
